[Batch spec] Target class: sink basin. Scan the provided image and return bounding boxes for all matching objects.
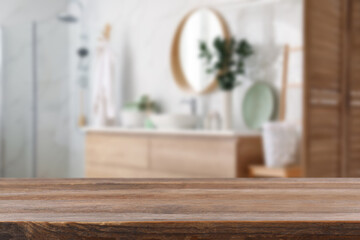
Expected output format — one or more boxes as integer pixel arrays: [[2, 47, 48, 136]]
[[149, 114, 198, 130]]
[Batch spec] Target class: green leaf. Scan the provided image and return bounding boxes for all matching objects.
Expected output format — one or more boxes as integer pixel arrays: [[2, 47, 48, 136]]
[[199, 41, 213, 63], [200, 36, 254, 85], [236, 39, 254, 58]]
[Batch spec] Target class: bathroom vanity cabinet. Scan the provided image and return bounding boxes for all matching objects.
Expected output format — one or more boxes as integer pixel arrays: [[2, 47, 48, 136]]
[[85, 129, 263, 178]]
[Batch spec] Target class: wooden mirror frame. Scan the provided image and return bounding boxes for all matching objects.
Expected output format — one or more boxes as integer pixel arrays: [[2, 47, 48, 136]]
[[171, 8, 230, 95]]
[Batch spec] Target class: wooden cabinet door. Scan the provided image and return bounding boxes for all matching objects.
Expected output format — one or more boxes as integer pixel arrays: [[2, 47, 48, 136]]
[[346, 0, 360, 177], [304, 0, 347, 177], [86, 133, 149, 177], [150, 136, 237, 178]]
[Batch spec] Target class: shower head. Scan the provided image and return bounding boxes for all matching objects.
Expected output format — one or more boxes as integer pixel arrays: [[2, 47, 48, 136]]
[[58, 12, 79, 23], [58, 0, 84, 24]]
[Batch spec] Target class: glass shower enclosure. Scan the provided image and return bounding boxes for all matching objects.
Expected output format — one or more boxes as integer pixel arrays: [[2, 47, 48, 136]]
[[0, 19, 71, 178]]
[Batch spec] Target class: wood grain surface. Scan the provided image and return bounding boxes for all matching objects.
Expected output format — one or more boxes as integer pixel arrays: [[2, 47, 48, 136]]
[[303, 0, 345, 177], [86, 133, 263, 178], [1, 179, 360, 239]]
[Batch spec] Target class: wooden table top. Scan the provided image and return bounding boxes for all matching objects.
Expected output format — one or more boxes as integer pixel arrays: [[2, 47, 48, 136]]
[[2, 178, 360, 239]]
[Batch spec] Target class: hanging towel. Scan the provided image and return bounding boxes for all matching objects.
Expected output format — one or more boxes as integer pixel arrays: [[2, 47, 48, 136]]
[[92, 40, 116, 126]]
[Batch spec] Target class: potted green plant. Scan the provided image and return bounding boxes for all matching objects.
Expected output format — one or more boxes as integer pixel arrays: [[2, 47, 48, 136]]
[[122, 95, 159, 128], [199, 37, 254, 129]]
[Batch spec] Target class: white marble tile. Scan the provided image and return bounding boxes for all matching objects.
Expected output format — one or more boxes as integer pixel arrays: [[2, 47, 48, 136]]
[[36, 19, 70, 178], [1, 0, 70, 178], [2, 23, 33, 177]]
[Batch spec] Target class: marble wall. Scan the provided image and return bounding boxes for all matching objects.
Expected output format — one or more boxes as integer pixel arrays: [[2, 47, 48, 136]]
[[0, 0, 70, 177]]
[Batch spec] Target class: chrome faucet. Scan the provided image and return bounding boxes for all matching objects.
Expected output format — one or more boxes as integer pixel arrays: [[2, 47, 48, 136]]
[[181, 98, 197, 116]]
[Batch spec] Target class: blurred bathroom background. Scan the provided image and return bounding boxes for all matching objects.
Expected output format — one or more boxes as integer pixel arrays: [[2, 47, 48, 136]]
[[0, 0, 303, 178]]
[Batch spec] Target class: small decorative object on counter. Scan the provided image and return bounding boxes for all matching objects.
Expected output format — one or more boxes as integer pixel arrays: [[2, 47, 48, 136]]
[[262, 122, 299, 168], [125, 95, 160, 113], [121, 111, 146, 128], [210, 112, 222, 131], [203, 113, 212, 130], [144, 119, 156, 129], [122, 95, 160, 128], [199, 37, 254, 130], [203, 112, 222, 131]]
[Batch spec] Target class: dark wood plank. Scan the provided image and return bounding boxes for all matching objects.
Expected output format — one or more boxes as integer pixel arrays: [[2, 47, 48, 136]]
[[1, 179, 360, 239], [304, 0, 346, 177]]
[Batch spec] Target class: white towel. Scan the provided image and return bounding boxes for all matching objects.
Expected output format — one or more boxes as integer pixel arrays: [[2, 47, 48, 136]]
[[92, 40, 116, 126]]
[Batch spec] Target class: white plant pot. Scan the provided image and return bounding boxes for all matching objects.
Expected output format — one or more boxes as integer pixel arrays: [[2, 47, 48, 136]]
[[121, 110, 146, 128]]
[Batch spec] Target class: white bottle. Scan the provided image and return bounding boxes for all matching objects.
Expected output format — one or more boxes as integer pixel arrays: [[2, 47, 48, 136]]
[[203, 114, 212, 130], [211, 112, 222, 130]]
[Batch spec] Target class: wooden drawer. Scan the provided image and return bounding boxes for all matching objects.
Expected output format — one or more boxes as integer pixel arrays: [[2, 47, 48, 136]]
[[86, 133, 149, 169], [150, 136, 237, 177]]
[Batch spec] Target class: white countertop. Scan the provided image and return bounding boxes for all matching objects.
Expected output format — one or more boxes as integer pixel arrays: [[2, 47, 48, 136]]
[[83, 127, 261, 137]]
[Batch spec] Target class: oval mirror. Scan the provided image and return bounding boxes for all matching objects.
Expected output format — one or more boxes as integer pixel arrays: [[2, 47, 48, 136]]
[[171, 8, 229, 94]]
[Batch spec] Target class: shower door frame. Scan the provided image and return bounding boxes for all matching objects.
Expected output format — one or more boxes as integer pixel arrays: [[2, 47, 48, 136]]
[[31, 22, 38, 178], [0, 26, 4, 177], [0, 23, 39, 178]]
